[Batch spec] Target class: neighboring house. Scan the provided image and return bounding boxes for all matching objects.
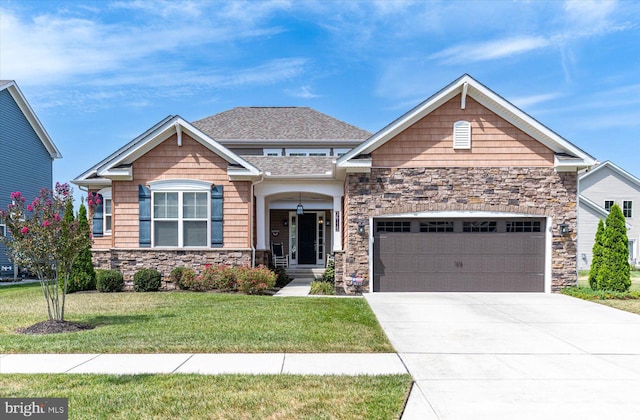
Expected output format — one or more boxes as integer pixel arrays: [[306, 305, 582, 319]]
[[0, 80, 62, 276], [72, 75, 596, 293], [578, 161, 640, 270]]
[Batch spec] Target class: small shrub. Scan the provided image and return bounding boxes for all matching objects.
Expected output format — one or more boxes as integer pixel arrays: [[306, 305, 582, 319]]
[[171, 267, 197, 290], [237, 265, 276, 295], [96, 269, 124, 292], [209, 265, 239, 291], [322, 259, 335, 283], [62, 271, 96, 293], [310, 281, 335, 295], [272, 266, 290, 287], [179, 272, 211, 292], [133, 268, 162, 292]]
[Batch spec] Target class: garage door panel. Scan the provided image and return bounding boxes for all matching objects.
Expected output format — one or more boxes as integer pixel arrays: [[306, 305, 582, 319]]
[[374, 218, 545, 292]]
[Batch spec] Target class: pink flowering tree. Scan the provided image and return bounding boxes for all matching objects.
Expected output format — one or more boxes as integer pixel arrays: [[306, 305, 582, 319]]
[[0, 183, 91, 321]]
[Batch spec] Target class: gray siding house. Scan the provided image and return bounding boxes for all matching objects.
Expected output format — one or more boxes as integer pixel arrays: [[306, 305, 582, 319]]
[[0, 80, 62, 276], [578, 161, 640, 270]]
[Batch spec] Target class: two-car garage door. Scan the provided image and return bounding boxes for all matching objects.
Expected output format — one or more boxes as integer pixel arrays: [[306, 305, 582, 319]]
[[373, 218, 545, 292]]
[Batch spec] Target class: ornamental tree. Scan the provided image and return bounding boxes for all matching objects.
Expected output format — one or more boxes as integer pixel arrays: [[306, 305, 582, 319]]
[[0, 183, 91, 321], [595, 204, 631, 292]]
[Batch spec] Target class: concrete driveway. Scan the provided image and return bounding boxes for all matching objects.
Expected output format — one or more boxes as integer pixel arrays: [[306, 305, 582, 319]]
[[365, 293, 640, 420]]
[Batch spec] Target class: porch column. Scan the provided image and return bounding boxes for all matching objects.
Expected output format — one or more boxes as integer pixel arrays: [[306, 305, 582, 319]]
[[256, 193, 267, 250], [332, 194, 343, 251]]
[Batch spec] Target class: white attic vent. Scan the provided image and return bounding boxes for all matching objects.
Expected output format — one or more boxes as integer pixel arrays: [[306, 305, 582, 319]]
[[453, 120, 471, 149]]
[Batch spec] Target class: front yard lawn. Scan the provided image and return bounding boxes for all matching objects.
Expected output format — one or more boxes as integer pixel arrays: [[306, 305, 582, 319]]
[[0, 374, 412, 420], [0, 283, 393, 353]]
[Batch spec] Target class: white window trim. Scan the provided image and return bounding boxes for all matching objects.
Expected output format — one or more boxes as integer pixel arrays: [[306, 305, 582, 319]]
[[98, 188, 112, 235], [333, 148, 351, 157], [453, 120, 471, 149], [285, 148, 329, 156], [149, 180, 212, 248]]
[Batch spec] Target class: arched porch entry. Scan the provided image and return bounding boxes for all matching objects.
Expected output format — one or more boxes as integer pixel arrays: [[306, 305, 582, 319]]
[[254, 181, 343, 267]]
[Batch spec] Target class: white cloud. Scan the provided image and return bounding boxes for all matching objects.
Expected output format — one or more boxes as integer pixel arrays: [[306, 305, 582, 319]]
[[510, 93, 563, 109], [429, 36, 550, 65], [285, 85, 320, 98]]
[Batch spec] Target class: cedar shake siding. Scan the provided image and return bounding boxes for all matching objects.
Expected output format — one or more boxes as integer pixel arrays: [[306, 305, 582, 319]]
[[90, 133, 251, 250], [372, 95, 555, 168]]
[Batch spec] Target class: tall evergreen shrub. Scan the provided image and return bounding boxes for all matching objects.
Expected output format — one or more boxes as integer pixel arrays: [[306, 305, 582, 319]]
[[595, 204, 631, 292], [588, 219, 605, 290]]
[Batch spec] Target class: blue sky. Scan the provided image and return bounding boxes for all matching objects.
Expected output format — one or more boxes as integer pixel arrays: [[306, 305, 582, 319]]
[[1, 0, 639, 192]]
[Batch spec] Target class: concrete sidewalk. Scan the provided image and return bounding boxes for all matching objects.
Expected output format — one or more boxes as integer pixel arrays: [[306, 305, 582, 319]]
[[0, 353, 407, 376], [273, 277, 313, 296]]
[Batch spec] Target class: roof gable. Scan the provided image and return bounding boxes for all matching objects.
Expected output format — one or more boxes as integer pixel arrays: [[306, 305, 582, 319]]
[[0, 80, 62, 159], [579, 160, 640, 190], [192, 107, 371, 141], [338, 74, 595, 170], [72, 116, 259, 187]]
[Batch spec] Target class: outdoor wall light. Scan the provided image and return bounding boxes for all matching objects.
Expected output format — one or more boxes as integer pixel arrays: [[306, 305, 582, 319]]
[[296, 193, 304, 215], [357, 222, 366, 235], [283, 219, 288, 226], [318, 217, 324, 225], [559, 223, 571, 235]]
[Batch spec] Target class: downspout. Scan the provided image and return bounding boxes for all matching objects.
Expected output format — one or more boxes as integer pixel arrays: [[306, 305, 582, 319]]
[[251, 175, 265, 267]]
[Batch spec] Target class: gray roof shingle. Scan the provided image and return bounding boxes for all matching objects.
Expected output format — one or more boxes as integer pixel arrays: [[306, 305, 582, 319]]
[[192, 107, 371, 141], [242, 156, 335, 176]]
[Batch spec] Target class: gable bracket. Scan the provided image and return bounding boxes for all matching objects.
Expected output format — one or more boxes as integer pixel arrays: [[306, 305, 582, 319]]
[[461, 82, 468, 110]]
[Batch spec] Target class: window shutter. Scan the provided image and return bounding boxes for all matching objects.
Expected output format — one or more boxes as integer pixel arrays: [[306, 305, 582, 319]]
[[211, 185, 223, 248], [453, 121, 471, 149], [92, 194, 104, 237], [139, 185, 151, 248]]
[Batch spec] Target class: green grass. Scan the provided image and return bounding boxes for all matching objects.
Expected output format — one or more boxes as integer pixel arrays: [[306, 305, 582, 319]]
[[0, 283, 393, 353], [577, 269, 640, 292], [0, 374, 412, 420]]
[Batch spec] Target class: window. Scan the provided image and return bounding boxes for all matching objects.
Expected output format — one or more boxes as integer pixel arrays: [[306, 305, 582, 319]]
[[334, 148, 351, 157], [463, 221, 497, 233], [420, 221, 454, 232], [0, 224, 5, 237], [98, 188, 112, 235], [453, 120, 471, 149], [604, 200, 614, 212], [376, 221, 411, 232], [150, 180, 211, 248], [104, 198, 112, 234], [623, 201, 632, 218], [506, 221, 541, 232], [263, 148, 282, 156]]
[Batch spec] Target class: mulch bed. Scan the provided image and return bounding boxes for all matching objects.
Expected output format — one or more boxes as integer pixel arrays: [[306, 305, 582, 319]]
[[17, 320, 95, 335]]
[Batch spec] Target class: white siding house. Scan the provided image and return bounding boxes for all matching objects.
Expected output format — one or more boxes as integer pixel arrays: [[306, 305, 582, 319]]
[[578, 161, 640, 270]]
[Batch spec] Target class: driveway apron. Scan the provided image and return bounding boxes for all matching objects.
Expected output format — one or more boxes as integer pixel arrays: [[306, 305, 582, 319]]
[[365, 293, 640, 420]]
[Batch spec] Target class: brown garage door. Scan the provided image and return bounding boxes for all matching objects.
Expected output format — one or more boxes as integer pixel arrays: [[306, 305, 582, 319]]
[[373, 219, 545, 292]]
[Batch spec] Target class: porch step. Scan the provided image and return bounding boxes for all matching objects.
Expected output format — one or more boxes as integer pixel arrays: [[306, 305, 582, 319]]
[[285, 267, 325, 279]]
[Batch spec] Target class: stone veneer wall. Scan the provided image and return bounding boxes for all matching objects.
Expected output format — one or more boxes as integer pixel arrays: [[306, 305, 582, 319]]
[[93, 249, 252, 291], [340, 167, 578, 294]]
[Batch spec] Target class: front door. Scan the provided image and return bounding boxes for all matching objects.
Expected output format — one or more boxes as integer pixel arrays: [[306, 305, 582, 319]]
[[298, 213, 316, 264]]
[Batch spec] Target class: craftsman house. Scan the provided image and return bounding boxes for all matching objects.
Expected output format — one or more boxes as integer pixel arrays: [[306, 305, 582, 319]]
[[72, 75, 596, 292], [0, 81, 62, 277]]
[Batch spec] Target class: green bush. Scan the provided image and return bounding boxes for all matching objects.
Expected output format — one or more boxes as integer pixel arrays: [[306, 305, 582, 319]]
[[322, 259, 335, 283], [209, 265, 239, 291], [589, 219, 605, 290], [595, 204, 631, 292], [133, 268, 162, 292], [96, 269, 124, 292], [272, 266, 290, 287], [236, 265, 276, 295], [310, 281, 335, 295], [63, 272, 96, 294], [171, 267, 197, 290]]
